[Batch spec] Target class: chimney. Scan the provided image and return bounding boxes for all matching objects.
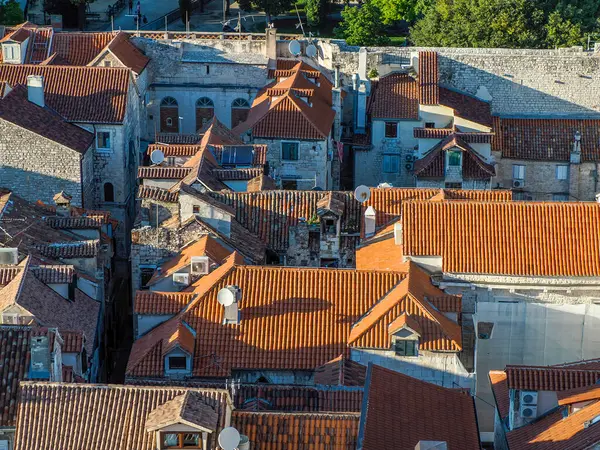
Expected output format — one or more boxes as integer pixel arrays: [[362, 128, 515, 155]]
[[266, 27, 277, 60], [415, 442, 448, 450], [394, 222, 402, 245], [358, 47, 368, 80], [27, 75, 45, 108], [364, 206, 376, 237], [571, 130, 582, 164], [334, 66, 340, 89], [53, 191, 72, 217]]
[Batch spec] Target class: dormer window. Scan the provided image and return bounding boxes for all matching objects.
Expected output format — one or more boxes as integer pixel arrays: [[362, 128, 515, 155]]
[[168, 356, 187, 371], [394, 339, 418, 356], [447, 150, 461, 166], [2, 44, 20, 63], [162, 432, 201, 448]]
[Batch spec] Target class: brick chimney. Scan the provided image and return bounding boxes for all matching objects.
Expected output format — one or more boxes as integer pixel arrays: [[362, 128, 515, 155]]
[[27, 75, 45, 108]]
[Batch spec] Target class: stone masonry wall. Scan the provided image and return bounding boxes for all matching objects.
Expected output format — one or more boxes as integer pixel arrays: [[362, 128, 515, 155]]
[[324, 43, 600, 118], [0, 119, 87, 206]]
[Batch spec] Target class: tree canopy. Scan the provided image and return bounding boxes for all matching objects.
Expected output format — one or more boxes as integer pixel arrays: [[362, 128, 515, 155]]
[[410, 0, 599, 48], [335, 1, 391, 46], [0, 0, 23, 25]]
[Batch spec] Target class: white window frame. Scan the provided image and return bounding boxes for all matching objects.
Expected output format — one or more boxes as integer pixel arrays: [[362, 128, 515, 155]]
[[2, 44, 19, 62], [2, 313, 18, 325], [512, 164, 525, 180], [96, 131, 112, 152], [281, 141, 300, 161], [555, 165, 568, 181], [382, 153, 400, 173]]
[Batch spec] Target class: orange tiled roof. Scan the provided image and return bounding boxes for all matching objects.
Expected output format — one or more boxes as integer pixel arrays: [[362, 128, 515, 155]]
[[51, 32, 116, 65], [314, 355, 367, 387], [414, 134, 495, 179], [146, 235, 232, 287], [14, 383, 231, 450], [247, 174, 277, 192], [505, 365, 600, 391], [489, 370, 510, 419], [0, 65, 130, 123], [127, 257, 407, 378], [135, 291, 196, 315], [231, 411, 360, 450], [102, 31, 149, 74], [137, 166, 192, 179], [347, 262, 462, 351], [234, 61, 335, 139], [418, 51, 439, 105], [492, 117, 600, 161], [402, 200, 600, 276], [439, 87, 492, 127], [369, 72, 419, 120], [137, 185, 179, 203], [414, 127, 494, 142], [360, 364, 480, 450]]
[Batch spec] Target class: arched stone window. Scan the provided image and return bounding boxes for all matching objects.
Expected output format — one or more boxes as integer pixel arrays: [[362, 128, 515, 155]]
[[195, 97, 214, 131], [160, 97, 178, 133], [231, 98, 250, 128], [104, 183, 115, 202]]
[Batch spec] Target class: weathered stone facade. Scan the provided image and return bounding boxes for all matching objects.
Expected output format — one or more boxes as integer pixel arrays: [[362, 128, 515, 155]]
[[0, 119, 94, 207]]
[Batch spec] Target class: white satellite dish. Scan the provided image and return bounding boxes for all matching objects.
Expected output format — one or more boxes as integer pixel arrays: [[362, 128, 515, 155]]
[[306, 44, 317, 58], [217, 287, 235, 307], [354, 185, 371, 203], [289, 40, 301, 56], [150, 149, 165, 165], [218, 427, 241, 450]]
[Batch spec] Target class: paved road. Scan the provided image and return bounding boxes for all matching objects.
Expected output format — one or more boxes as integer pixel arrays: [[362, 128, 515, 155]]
[[105, 0, 178, 31]]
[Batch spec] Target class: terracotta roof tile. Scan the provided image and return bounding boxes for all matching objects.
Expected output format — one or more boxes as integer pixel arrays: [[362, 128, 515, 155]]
[[146, 390, 219, 432], [492, 117, 600, 161], [138, 166, 193, 179], [137, 185, 179, 203], [505, 365, 600, 391], [489, 370, 510, 419], [0, 266, 20, 285], [211, 191, 362, 252], [104, 31, 149, 74], [234, 62, 335, 139], [0, 65, 130, 123], [30, 265, 74, 284], [36, 240, 98, 259], [369, 73, 419, 120], [314, 356, 367, 387], [51, 32, 116, 65], [360, 365, 480, 450], [439, 87, 492, 127], [414, 134, 495, 179], [247, 174, 277, 192], [231, 411, 360, 450], [61, 330, 84, 353], [0, 84, 94, 152], [235, 384, 364, 412], [14, 383, 231, 450], [414, 127, 493, 143], [402, 201, 600, 276], [135, 291, 195, 315], [419, 51, 439, 105], [348, 262, 462, 352], [155, 133, 202, 145], [212, 167, 263, 181], [127, 261, 406, 378]]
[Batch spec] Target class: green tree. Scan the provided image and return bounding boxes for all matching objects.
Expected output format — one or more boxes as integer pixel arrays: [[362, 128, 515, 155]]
[[251, 0, 292, 22], [370, 0, 418, 24], [545, 11, 583, 47], [335, 1, 391, 46], [306, 0, 327, 27], [410, 0, 592, 49], [0, 0, 23, 25]]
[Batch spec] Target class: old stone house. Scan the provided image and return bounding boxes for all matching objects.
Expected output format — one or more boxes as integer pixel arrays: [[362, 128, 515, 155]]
[[0, 79, 95, 207], [490, 360, 600, 450], [0, 64, 142, 257], [233, 60, 343, 190], [491, 117, 600, 201], [127, 254, 473, 389], [356, 198, 600, 442], [354, 51, 495, 189]]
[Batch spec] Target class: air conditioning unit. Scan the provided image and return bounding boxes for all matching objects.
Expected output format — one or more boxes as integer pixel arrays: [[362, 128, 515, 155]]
[[520, 390, 538, 419], [512, 179, 525, 189], [172, 273, 190, 286], [190, 256, 210, 275], [405, 162, 414, 171], [0, 248, 18, 265], [405, 154, 415, 162]]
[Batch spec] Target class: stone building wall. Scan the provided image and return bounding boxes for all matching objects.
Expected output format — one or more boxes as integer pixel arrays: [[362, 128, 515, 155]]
[[256, 138, 331, 190], [493, 154, 598, 201], [324, 43, 600, 119], [0, 119, 89, 206]]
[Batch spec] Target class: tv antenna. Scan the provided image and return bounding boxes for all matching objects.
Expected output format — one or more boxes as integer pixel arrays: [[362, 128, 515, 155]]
[[354, 185, 371, 203], [150, 149, 165, 165]]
